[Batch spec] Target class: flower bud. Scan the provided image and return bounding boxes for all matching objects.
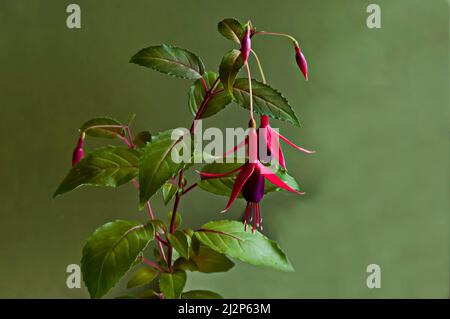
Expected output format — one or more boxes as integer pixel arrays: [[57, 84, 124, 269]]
[[294, 45, 308, 80], [72, 133, 85, 166], [240, 27, 251, 64]]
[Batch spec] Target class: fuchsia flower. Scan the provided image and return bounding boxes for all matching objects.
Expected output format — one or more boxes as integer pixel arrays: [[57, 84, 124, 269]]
[[198, 126, 304, 232], [240, 26, 251, 64], [294, 45, 308, 81], [72, 133, 85, 166]]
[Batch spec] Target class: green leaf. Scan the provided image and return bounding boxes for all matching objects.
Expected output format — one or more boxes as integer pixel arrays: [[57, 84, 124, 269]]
[[81, 220, 155, 299], [188, 71, 232, 118], [127, 267, 158, 289], [80, 117, 125, 139], [130, 44, 205, 80], [138, 130, 188, 208], [175, 243, 234, 273], [133, 131, 152, 148], [54, 146, 139, 197], [197, 162, 300, 197], [195, 220, 294, 272], [168, 230, 190, 259], [218, 18, 244, 43], [162, 181, 178, 205], [167, 211, 182, 229], [182, 290, 223, 299], [159, 270, 187, 299], [233, 78, 300, 126], [219, 49, 244, 97]]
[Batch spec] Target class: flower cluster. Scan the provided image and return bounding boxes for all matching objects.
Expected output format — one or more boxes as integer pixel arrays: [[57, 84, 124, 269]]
[[198, 21, 314, 232]]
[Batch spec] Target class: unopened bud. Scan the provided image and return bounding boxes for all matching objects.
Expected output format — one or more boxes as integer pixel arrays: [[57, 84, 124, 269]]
[[294, 45, 308, 81], [240, 27, 251, 63], [72, 132, 85, 166]]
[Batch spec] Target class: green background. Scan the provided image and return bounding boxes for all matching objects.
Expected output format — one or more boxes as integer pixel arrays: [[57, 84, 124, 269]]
[[0, 0, 448, 298]]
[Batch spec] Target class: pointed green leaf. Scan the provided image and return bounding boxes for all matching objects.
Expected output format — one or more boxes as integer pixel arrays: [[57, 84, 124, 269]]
[[127, 267, 158, 289], [80, 117, 125, 139], [218, 18, 244, 43], [233, 78, 300, 126], [81, 220, 155, 299], [130, 44, 205, 80], [182, 290, 223, 299], [197, 162, 300, 197], [159, 270, 187, 299], [168, 230, 190, 259], [139, 130, 188, 207], [162, 182, 178, 205], [54, 146, 139, 197], [195, 220, 294, 272], [188, 71, 232, 118], [219, 49, 244, 97]]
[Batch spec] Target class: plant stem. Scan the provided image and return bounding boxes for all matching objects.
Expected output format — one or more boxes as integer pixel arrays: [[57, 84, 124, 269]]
[[250, 49, 266, 84], [142, 258, 167, 273], [200, 76, 208, 92], [245, 62, 254, 122], [181, 183, 197, 195], [166, 77, 220, 271], [190, 79, 220, 132], [166, 170, 184, 271], [253, 31, 299, 46]]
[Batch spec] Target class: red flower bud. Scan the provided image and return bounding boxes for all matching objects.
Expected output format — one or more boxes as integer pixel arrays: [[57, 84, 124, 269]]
[[294, 46, 308, 80], [72, 133, 85, 166], [240, 27, 251, 64]]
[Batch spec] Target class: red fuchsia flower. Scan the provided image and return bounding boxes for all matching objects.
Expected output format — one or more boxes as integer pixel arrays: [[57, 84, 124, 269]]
[[72, 132, 85, 166], [240, 25, 251, 64], [294, 45, 308, 81], [198, 127, 304, 232]]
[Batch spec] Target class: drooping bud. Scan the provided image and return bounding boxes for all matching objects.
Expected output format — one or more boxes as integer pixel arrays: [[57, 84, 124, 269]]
[[72, 132, 85, 166], [294, 45, 308, 80], [240, 26, 251, 64]]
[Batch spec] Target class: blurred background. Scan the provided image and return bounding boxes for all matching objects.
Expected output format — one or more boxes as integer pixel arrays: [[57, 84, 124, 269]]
[[0, 0, 448, 298]]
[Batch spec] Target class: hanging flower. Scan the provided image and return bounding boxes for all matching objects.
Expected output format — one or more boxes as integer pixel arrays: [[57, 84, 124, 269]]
[[294, 45, 308, 81], [198, 127, 304, 232], [72, 132, 85, 166]]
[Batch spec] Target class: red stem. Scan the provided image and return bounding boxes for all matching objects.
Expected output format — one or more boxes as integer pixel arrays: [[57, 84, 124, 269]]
[[142, 258, 167, 273], [166, 74, 218, 272], [181, 183, 197, 195]]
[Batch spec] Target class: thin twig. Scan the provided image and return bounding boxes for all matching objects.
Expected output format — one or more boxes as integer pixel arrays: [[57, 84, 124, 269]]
[[181, 183, 197, 195]]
